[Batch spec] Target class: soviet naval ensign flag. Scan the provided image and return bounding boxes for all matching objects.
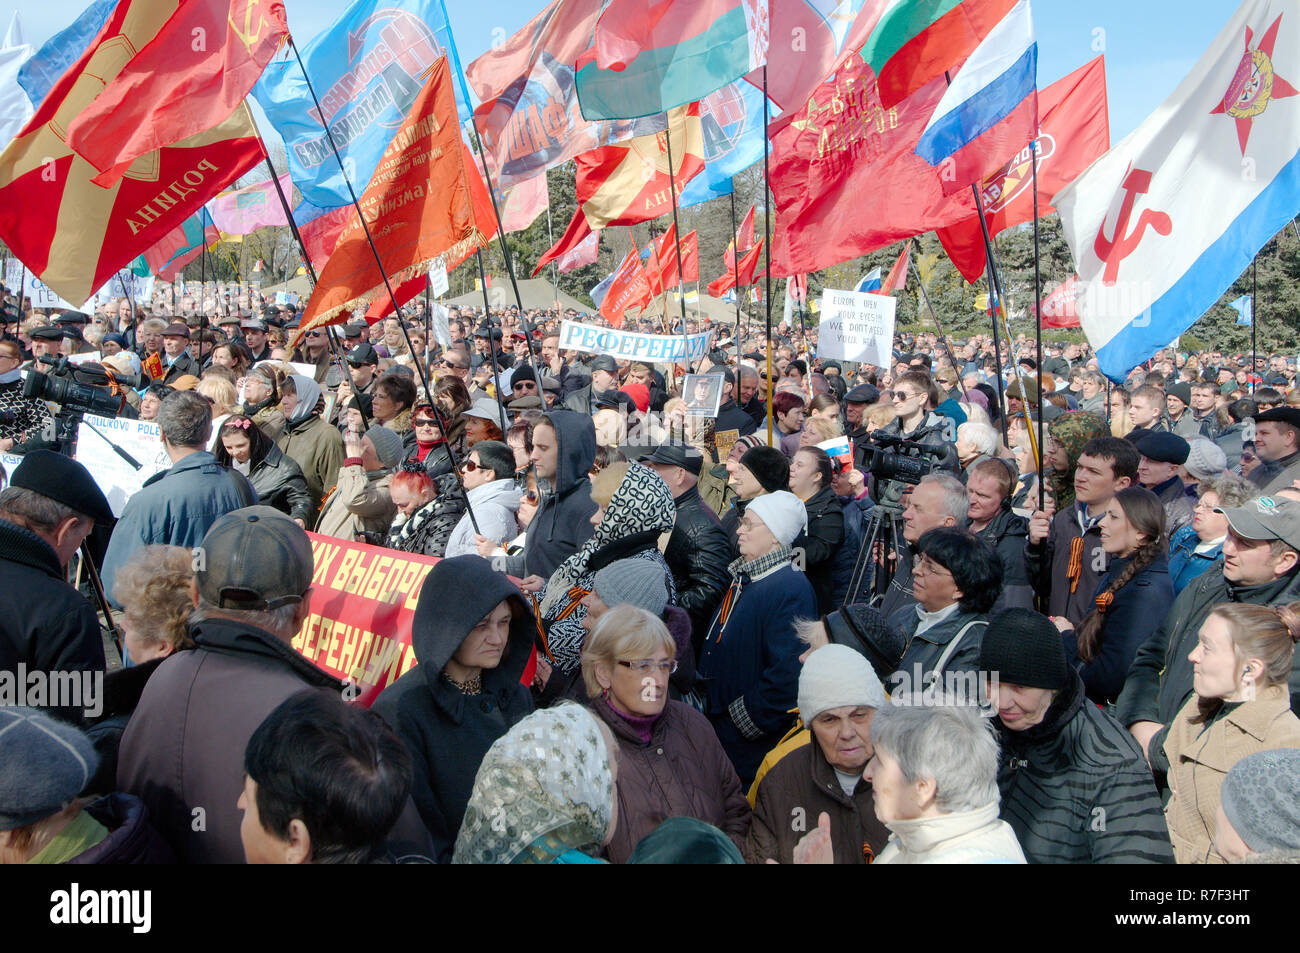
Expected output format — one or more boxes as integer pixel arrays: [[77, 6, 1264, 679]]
[[1055, 0, 1300, 382]]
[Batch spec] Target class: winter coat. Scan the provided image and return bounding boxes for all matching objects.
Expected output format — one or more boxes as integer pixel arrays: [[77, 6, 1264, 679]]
[[101, 450, 254, 607], [715, 398, 758, 437], [383, 474, 466, 557], [875, 802, 1026, 865], [0, 519, 104, 714], [445, 478, 521, 558], [315, 465, 395, 542], [85, 656, 169, 795], [494, 410, 598, 580], [592, 695, 751, 864], [887, 604, 989, 692], [0, 374, 52, 446], [796, 485, 846, 616], [699, 557, 818, 786], [996, 672, 1174, 864], [698, 463, 737, 519], [1213, 422, 1245, 471], [244, 443, 314, 524], [117, 617, 345, 863], [974, 507, 1035, 613], [1114, 568, 1300, 776], [276, 412, 346, 511], [371, 565, 534, 863], [240, 398, 285, 443], [1025, 500, 1109, 625], [1162, 686, 1300, 864], [830, 494, 876, 608], [662, 485, 733, 648], [1167, 525, 1224, 595], [746, 734, 889, 864], [159, 349, 200, 385], [63, 794, 175, 864], [1248, 448, 1300, 495], [1065, 553, 1174, 705], [1152, 475, 1195, 537]]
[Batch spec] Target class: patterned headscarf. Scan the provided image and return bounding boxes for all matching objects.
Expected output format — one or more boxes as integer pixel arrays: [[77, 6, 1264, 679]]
[[539, 463, 676, 616], [1046, 411, 1109, 510], [452, 704, 613, 865]]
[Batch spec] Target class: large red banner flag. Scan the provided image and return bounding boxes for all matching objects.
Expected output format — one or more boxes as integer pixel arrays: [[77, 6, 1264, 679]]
[[0, 2, 266, 306], [880, 243, 910, 294], [679, 228, 699, 282], [298, 57, 487, 336], [708, 238, 763, 296], [935, 55, 1110, 281], [768, 57, 976, 277], [600, 248, 653, 327], [65, 0, 288, 188], [1039, 274, 1080, 329]]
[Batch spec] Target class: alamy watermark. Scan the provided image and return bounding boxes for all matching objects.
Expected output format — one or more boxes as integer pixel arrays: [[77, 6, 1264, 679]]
[[0, 665, 103, 718]]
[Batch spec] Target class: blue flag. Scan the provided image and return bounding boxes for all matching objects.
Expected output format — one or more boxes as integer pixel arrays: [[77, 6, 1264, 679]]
[[16, 0, 113, 110], [254, 0, 473, 212], [854, 268, 882, 293], [679, 79, 773, 208], [591, 273, 615, 308], [1229, 295, 1253, 326]]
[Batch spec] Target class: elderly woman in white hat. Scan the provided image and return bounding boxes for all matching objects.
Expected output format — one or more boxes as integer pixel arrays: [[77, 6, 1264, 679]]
[[698, 490, 818, 786], [747, 644, 891, 864]]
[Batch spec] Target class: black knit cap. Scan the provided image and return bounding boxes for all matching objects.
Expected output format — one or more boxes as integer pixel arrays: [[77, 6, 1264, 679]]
[[979, 608, 1069, 691], [738, 446, 789, 493], [824, 604, 907, 682]]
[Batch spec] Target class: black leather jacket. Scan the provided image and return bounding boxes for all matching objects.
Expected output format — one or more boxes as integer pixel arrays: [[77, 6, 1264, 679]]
[[664, 485, 734, 651]]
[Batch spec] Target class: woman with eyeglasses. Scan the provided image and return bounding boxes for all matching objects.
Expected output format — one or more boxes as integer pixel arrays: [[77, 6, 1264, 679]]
[[1168, 475, 1256, 595], [580, 604, 750, 864], [234, 364, 286, 443], [403, 401, 454, 479]]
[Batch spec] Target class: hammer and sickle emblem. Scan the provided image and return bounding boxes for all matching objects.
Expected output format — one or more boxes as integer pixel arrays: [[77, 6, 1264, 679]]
[[229, 0, 270, 55], [1093, 165, 1172, 286]]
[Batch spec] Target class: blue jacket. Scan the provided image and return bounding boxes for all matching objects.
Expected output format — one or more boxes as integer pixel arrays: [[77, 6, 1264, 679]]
[[1064, 552, 1174, 705], [1166, 525, 1223, 595], [699, 561, 817, 786], [102, 450, 255, 606]]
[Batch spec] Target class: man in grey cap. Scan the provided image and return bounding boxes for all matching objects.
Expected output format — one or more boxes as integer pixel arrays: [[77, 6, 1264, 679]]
[[1117, 496, 1300, 780], [117, 507, 345, 863], [240, 315, 272, 363], [159, 321, 201, 385], [638, 441, 733, 649], [563, 353, 620, 415], [0, 451, 114, 711]]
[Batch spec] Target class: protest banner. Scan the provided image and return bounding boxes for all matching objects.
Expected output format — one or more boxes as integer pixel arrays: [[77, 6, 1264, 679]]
[[559, 319, 712, 366], [4, 260, 81, 310], [815, 290, 897, 366], [429, 257, 449, 298], [73, 414, 169, 516], [93, 271, 155, 308]]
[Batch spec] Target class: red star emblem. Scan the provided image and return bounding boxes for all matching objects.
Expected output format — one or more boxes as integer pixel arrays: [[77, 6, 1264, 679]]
[[1212, 13, 1300, 155]]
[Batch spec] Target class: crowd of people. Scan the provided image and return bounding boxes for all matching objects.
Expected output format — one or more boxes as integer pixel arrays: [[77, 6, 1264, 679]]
[[1, 286, 1299, 865]]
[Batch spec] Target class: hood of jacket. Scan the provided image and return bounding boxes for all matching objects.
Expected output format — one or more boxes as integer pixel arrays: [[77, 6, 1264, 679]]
[[542, 409, 596, 498], [410, 555, 534, 692], [287, 374, 322, 423], [467, 476, 523, 512]]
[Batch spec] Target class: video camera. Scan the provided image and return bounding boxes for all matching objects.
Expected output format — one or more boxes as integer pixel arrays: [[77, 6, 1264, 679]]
[[861, 430, 945, 488], [22, 356, 146, 419]]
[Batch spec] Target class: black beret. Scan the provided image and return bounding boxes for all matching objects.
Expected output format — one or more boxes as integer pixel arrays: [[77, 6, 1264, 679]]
[[1255, 407, 1300, 429], [845, 383, 879, 404], [10, 450, 114, 524], [1133, 430, 1190, 465], [29, 325, 67, 341]]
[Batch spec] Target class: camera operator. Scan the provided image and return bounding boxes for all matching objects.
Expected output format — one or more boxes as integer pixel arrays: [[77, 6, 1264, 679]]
[[0, 338, 53, 452], [870, 371, 960, 509]]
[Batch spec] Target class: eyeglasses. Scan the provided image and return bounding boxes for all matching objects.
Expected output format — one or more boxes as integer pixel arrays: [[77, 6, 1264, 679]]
[[514, 381, 537, 391], [459, 460, 482, 472], [912, 556, 953, 579], [413, 418, 438, 428], [618, 659, 678, 675], [892, 391, 919, 402], [305, 330, 323, 338]]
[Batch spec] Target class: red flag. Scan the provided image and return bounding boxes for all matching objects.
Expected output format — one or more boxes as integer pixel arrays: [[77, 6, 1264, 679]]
[[600, 248, 653, 327], [1040, 275, 1080, 329], [555, 230, 601, 273], [144, 216, 220, 282], [879, 244, 910, 295], [65, 0, 288, 187], [790, 273, 808, 303], [298, 58, 487, 336], [708, 239, 763, 296], [679, 229, 699, 282], [654, 223, 679, 292], [768, 60, 976, 277], [0, 1, 265, 306], [735, 203, 755, 253], [935, 56, 1111, 282], [300, 206, 354, 272], [533, 103, 704, 274]]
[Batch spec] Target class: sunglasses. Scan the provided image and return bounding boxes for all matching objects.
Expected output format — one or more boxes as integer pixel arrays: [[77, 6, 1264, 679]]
[[514, 381, 537, 390], [305, 330, 323, 338], [459, 460, 483, 472], [413, 418, 438, 427]]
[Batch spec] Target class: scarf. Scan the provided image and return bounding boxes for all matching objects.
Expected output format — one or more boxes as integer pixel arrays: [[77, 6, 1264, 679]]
[[387, 497, 440, 547], [0, 368, 20, 385], [286, 374, 321, 423], [452, 705, 613, 865], [416, 437, 444, 463], [715, 545, 795, 639], [539, 463, 676, 616]]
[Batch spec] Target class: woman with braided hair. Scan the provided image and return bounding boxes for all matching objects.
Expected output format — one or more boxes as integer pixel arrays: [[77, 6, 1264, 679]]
[[1053, 487, 1174, 705], [1163, 601, 1300, 863]]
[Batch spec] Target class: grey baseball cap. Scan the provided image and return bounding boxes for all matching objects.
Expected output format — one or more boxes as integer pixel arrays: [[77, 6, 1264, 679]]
[[195, 506, 314, 610], [1216, 497, 1300, 553]]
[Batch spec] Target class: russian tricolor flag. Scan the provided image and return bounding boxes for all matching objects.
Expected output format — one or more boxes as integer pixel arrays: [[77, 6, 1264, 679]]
[[854, 267, 882, 292], [916, 0, 1038, 197]]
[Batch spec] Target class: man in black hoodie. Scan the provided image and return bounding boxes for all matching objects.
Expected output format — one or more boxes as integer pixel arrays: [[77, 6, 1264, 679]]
[[371, 556, 534, 861], [481, 409, 598, 583]]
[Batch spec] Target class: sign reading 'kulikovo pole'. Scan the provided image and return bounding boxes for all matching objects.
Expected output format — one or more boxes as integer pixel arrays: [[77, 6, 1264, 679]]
[[559, 320, 712, 366], [815, 289, 897, 365]]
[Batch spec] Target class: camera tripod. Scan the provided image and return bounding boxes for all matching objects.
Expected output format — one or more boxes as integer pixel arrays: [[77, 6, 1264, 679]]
[[841, 502, 908, 609]]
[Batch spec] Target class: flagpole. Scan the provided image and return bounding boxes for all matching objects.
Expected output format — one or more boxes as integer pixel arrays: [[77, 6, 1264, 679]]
[[476, 248, 509, 427], [198, 209, 208, 349], [284, 41, 479, 529], [909, 256, 960, 376], [762, 66, 774, 445], [662, 112, 693, 377], [1030, 138, 1045, 511], [1251, 258, 1257, 395], [544, 198, 562, 316], [16, 262, 24, 324], [728, 191, 743, 351], [424, 274, 432, 376]]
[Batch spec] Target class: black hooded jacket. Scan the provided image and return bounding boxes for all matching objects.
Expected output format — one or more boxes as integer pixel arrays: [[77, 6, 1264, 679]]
[[371, 556, 535, 862], [496, 409, 598, 580]]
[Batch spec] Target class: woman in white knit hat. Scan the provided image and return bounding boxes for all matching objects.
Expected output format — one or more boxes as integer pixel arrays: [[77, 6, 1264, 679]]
[[698, 491, 818, 787]]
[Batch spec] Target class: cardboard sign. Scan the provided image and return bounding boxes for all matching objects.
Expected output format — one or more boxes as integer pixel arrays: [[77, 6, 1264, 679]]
[[816, 290, 896, 365], [713, 428, 740, 462], [429, 257, 449, 298], [4, 260, 83, 310]]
